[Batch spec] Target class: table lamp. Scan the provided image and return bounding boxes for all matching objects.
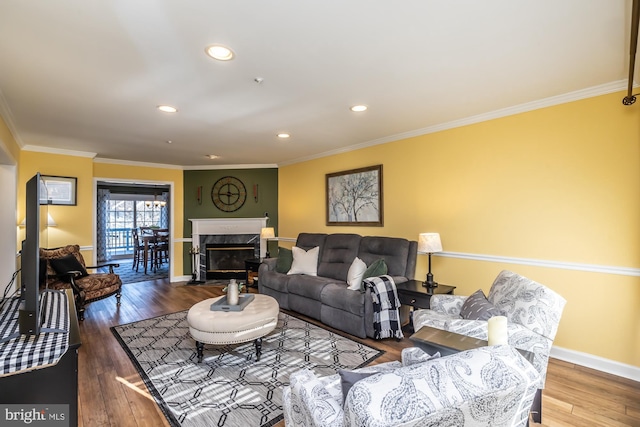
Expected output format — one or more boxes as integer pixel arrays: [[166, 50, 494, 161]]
[[260, 227, 276, 258], [418, 232, 442, 288]]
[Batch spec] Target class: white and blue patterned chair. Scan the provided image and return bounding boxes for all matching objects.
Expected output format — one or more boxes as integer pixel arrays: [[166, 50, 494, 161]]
[[412, 270, 566, 423], [283, 345, 540, 427]]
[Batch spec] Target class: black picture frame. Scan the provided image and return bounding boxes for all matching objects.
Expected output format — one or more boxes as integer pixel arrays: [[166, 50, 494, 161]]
[[40, 175, 77, 206]]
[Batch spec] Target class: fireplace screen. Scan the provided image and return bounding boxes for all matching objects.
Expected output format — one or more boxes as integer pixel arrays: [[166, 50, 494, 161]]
[[206, 243, 255, 280]]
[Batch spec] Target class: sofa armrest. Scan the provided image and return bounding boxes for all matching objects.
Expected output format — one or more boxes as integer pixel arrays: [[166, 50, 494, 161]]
[[429, 294, 467, 315], [283, 369, 345, 427], [259, 258, 277, 272], [86, 263, 120, 274]]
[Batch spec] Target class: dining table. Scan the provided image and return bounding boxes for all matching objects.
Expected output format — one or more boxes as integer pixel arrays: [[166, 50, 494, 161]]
[[139, 228, 169, 274]]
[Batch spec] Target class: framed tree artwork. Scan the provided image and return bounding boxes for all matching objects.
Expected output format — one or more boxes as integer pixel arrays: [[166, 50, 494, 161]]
[[326, 164, 383, 226]]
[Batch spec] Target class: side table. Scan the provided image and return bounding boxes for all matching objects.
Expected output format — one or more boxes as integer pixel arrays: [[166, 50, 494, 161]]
[[245, 258, 262, 287], [395, 279, 456, 332]]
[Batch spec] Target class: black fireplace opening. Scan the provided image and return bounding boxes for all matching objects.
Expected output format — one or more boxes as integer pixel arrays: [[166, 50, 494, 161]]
[[206, 243, 256, 280]]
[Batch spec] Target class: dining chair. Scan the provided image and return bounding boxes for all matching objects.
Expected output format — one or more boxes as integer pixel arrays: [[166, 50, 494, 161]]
[[152, 229, 169, 272]]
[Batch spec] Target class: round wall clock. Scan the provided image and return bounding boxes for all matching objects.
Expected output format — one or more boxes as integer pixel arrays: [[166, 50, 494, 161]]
[[211, 176, 247, 212]]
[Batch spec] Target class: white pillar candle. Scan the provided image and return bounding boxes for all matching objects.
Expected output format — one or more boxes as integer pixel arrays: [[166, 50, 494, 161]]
[[487, 316, 508, 346]]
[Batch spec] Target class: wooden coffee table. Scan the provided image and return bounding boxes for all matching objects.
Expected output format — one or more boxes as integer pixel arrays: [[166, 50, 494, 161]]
[[410, 325, 535, 364]]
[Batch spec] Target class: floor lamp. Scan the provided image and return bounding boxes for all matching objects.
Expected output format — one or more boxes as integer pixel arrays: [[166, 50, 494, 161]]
[[418, 233, 442, 288]]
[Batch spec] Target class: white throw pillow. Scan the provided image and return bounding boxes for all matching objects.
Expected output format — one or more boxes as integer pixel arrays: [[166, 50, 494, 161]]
[[346, 257, 367, 290], [287, 246, 320, 276]]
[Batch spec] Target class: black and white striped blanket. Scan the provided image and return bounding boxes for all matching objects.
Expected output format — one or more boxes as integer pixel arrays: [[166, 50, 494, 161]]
[[364, 275, 404, 340]]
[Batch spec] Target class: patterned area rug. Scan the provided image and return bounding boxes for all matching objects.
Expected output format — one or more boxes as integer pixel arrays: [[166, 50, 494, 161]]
[[112, 310, 384, 427]]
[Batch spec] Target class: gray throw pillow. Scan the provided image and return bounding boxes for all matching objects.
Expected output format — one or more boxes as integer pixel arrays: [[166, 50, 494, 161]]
[[338, 369, 377, 405], [275, 247, 293, 273], [460, 289, 502, 320]]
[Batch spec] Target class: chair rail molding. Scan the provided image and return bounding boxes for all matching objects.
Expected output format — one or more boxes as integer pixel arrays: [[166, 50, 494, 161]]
[[437, 251, 640, 277]]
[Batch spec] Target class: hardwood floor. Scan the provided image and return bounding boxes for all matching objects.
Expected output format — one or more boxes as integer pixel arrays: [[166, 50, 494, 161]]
[[77, 279, 640, 427]]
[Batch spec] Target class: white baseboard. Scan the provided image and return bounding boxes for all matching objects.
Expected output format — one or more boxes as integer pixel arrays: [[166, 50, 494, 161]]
[[550, 346, 640, 382], [172, 275, 192, 283]]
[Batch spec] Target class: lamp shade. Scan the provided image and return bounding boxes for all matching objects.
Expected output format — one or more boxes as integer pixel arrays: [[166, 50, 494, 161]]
[[260, 227, 275, 239], [18, 213, 57, 227], [418, 233, 442, 253]]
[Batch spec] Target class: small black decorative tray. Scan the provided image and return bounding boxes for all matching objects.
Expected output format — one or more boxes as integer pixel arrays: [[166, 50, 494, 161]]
[[210, 294, 255, 312]]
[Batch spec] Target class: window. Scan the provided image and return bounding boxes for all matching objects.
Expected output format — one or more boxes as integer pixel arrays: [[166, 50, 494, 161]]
[[106, 199, 163, 257]]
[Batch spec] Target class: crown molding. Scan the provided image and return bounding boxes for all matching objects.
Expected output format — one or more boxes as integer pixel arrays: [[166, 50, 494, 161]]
[[0, 88, 24, 148], [93, 157, 183, 170], [182, 163, 278, 170], [278, 80, 629, 167], [23, 144, 97, 158]]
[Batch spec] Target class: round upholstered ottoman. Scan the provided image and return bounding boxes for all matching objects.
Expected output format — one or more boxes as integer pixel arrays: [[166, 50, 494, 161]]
[[187, 294, 279, 362]]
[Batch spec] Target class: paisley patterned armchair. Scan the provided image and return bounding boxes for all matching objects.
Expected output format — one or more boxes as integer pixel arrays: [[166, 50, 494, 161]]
[[412, 270, 566, 423], [40, 244, 122, 320], [283, 345, 540, 427]]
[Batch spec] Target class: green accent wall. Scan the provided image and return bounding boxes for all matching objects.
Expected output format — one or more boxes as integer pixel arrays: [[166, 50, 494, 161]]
[[182, 168, 278, 274]]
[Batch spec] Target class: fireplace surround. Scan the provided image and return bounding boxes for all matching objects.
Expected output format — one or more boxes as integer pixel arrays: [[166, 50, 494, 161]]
[[190, 218, 268, 282]]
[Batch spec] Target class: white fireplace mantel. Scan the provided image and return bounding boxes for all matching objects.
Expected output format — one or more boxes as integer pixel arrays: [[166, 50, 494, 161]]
[[189, 217, 268, 257]]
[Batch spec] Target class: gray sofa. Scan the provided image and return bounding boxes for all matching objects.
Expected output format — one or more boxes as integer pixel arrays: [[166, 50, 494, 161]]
[[258, 233, 417, 339]]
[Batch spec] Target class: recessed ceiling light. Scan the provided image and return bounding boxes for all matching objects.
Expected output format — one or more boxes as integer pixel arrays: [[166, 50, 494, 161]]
[[157, 105, 178, 113], [205, 45, 235, 61], [350, 105, 367, 112], [207, 154, 220, 159], [277, 133, 290, 139], [166, 140, 173, 144]]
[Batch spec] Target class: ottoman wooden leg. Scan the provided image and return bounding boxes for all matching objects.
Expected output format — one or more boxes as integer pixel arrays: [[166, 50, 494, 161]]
[[254, 337, 262, 361], [196, 341, 204, 363]]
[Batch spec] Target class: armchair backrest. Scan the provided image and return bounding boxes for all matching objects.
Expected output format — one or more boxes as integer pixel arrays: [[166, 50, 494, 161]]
[[488, 270, 566, 341]]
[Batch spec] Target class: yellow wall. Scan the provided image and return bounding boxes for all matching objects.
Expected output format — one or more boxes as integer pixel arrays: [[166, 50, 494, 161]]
[[18, 152, 95, 250], [16, 152, 185, 278], [279, 91, 640, 368]]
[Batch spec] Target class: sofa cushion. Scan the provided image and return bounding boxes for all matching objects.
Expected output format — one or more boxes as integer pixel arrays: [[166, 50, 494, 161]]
[[321, 283, 365, 315], [460, 289, 502, 321], [260, 269, 291, 293], [347, 257, 367, 290], [295, 233, 327, 252], [288, 246, 320, 276], [317, 233, 361, 281], [288, 275, 335, 300], [275, 247, 293, 273], [358, 236, 413, 277]]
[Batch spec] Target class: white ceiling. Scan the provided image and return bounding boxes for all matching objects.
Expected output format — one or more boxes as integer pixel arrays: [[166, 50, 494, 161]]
[[0, 1, 636, 168]]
